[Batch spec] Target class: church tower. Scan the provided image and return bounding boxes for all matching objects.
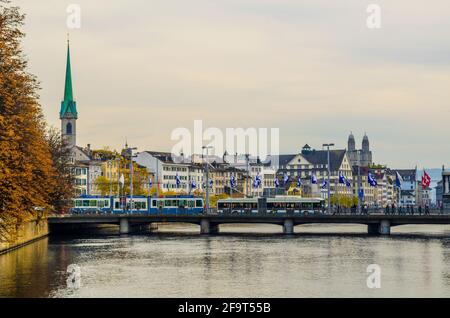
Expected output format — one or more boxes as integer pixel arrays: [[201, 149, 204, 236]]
[[348, 132, 356, 152], [60, 38, 78, 148], [347, 132, 358, 167], [360, 133, 373, 166]]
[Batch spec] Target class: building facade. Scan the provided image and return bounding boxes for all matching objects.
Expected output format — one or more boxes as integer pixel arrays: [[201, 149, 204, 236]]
[[135, 151, 204, 194], [442, 170, 450, 209], [276, 145, 354, 200], [395, 169, 417, 206]]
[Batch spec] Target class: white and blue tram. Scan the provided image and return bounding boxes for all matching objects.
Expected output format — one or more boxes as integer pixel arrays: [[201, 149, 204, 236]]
[[72, 195, 204, 215], [217, 196, 325, 215]]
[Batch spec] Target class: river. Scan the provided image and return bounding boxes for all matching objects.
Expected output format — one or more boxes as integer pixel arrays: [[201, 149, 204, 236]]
[[1, 224, 449, 298]]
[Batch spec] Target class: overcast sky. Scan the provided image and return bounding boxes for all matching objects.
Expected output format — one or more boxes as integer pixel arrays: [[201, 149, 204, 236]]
[[16, 0, 450, 168]]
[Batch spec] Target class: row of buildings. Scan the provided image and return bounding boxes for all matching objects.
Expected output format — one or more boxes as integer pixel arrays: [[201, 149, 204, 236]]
[[59, 40, 449, 208]]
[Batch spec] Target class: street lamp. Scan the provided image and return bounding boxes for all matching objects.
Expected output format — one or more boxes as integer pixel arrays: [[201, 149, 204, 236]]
[[356, 149, 362, 214], [115, 157, 121, 197], [127, 147, 138, 214], [108, 160, 113, 198], [202, 146, 213, 214], [323, 143, 335, 214]]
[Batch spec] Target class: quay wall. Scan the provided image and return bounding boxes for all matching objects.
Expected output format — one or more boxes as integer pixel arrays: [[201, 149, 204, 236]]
[[0, 219, 48, 254]]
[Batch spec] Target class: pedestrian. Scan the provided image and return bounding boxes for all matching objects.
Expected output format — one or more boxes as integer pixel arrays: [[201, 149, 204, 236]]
[[418, 205, 422, 215], [385, 204, 389, 215], [425, 205, 430, 215]]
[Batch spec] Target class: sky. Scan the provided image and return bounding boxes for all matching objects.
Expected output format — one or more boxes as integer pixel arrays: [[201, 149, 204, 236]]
[[15, 0, 450, 168]]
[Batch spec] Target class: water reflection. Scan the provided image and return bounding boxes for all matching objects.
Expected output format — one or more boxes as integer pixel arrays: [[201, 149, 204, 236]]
[[0, 224, 449, 298]]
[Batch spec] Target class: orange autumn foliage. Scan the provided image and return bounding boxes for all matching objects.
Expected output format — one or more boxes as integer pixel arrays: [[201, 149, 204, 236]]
[[0, 1, 57, 242]]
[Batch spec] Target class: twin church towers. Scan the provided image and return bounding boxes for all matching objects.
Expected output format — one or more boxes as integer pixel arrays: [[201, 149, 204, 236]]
[[347, 132, 373, 167], [60, 39, 78, 148]]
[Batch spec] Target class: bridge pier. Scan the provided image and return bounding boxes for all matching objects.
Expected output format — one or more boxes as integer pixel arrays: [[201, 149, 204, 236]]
[[119, 218, 130, 234], [283, 219, 294, 235], [379, 220, 391, 235], [200, 219, 219, 235], [367, 220, 391, 235]]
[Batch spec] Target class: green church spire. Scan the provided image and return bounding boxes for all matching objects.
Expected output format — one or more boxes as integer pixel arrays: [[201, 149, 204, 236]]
[[60, 37, 77, 119]]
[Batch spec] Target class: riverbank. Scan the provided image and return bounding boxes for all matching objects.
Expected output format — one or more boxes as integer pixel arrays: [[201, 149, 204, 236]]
[[0, 219, 48, 255]]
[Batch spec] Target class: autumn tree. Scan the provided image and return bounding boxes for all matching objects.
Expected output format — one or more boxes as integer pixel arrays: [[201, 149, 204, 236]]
[[0, 0, 56, 242]]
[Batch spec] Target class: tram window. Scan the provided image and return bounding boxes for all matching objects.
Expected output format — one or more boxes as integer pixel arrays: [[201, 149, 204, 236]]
[[98, 200, 105, 208], [188, 200, 194, 208], [267, 202, 274, 209], [195, 199, 203, 207], [104, 200, 109, 207], [135, 202, 146, 210], [252, 203, 257, 209], [89, 200, 97, 207], [158, 200, 164, 208], [115, 202, 120, 209], [152, 200, 157, 207], [233, 203, 243, 209], [82, 200, 89, 207], [179, 200, 187, 207]]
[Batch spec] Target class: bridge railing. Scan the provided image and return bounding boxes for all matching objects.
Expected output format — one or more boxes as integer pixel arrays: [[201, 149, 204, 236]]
[[63, 207, 450, 217]]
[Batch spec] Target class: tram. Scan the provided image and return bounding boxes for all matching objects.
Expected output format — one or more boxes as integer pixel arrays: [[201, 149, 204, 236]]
[[71, 195, 204, 215], [217, 196, 325, 215]]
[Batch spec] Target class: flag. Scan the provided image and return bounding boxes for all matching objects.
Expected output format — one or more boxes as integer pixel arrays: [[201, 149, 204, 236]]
[[274, 177, 280, 188], [230, 174, 236, 188], [149, 179, 153, 188], [297, 177, 302, 187], [253, 173, 262, 188], [283, 173, 289, 185], [311, 174, 317, 184], [339, 171, 346, 184], [175, 173, 181, 187], [321, 180, 328, 189], [395, 171, 402, 188], [191, 180, 197, 189], [358, 188, 364, 199], [368, 172, 377, 187], [421, 171, 431, 189], [345, 178, 351, 187]]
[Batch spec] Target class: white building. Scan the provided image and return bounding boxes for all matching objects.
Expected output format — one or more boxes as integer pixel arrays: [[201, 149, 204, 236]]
[[134, 151, 204, 194]]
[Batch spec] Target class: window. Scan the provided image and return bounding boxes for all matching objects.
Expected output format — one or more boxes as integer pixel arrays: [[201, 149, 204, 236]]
[[66, 122, 72, 134]]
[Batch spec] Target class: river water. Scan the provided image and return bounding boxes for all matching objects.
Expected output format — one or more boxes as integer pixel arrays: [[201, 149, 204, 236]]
[[1, 224, 449, 298]]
